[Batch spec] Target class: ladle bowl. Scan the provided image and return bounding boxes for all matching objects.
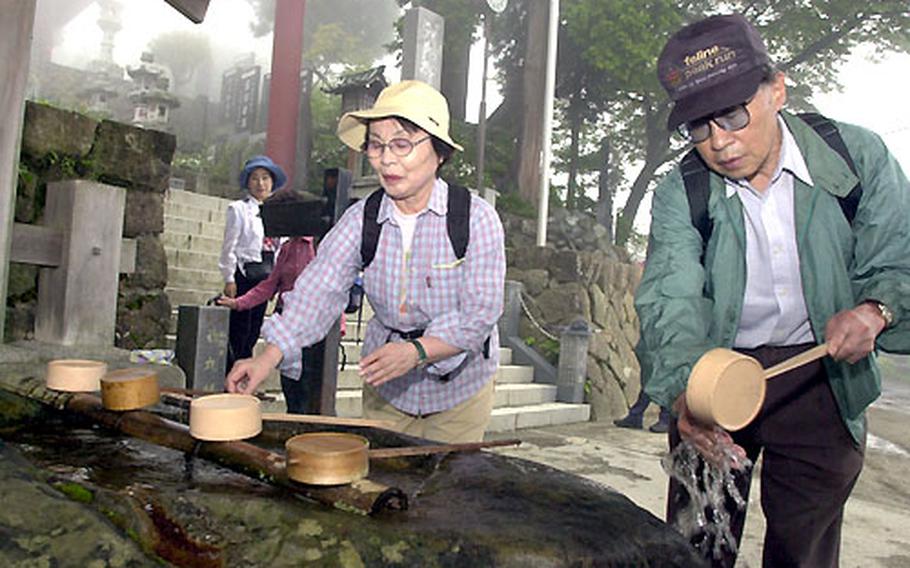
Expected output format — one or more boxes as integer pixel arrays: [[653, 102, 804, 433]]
[[686, 343, 829, 431], [100, 368, 161, 411], [46, 359, 107, 392], [189, 393, 262, 441]]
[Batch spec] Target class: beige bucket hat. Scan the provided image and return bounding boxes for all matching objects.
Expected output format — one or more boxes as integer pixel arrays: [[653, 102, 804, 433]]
[[337, 80, 463, 153]]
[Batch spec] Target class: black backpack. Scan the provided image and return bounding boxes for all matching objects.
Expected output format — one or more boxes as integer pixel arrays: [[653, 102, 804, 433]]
[[360, 183, 471, 269], [682, 112, 863, 257]]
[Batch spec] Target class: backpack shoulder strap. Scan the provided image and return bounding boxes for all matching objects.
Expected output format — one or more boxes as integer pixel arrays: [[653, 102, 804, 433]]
[[446, 184, 471, 260], [360, 188, 385, 269], [797, 112, 863, 225], [681, 149, 713, 249]]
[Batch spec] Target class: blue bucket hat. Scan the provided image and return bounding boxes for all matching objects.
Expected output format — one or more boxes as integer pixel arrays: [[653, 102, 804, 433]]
[[239, 155, 287, 190]]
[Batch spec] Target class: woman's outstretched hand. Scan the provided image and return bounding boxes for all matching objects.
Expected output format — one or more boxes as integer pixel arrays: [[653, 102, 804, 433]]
[[225, 344, 283, 394]]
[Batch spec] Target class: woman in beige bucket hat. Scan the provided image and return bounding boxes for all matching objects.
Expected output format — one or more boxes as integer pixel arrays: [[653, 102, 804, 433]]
[[226, 81, 506, 443]]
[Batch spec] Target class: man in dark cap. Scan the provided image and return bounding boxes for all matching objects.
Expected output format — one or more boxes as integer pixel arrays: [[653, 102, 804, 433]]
[[635, 13, 910, 568]]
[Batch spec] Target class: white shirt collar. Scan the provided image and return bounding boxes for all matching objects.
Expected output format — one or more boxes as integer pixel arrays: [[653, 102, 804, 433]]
[[724, 115, 814, 197]]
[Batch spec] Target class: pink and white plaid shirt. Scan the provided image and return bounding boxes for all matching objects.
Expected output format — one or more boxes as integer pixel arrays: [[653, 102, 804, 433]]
[[261, 179, 505, 415]]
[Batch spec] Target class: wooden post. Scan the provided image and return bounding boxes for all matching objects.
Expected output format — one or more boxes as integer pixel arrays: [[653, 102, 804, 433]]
[[265, 0, 306, 187], [34, 180, 125, 345], [0, 0, 37, 342]]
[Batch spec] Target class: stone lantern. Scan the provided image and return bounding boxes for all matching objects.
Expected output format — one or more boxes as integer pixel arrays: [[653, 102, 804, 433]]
[[324, 66, 387, 180], [126, 52, 181, 131]]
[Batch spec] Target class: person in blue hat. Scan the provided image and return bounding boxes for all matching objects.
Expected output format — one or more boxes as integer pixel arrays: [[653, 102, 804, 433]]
[[218, 155, 287, 371]]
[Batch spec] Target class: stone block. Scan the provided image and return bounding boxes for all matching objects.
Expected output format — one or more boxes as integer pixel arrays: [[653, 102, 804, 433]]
[[175, 305, 229, 391], [88, 119, 176, 193], [123, 191, 164, 237], [335, 390, 362, 418], [589, 284, 609, 330], [493, 387, 509, 408], [401, 7, 444, 89], [3, 302, 35, 341], [510, 245, 554, 271], [14, 167, 40, 223], [549, 404, 591, 425], [515, 406, 553, 429], [536, 283, 590, 326], [20, 101, 98, 160], [486, 409, 517, 432], [125, 235, 168, 289], [116, 291, 171, 349], [522, 269, 549, 296], [7, 263, 38, 298], [549, 250, 581, 283], [586, 361, 629, 422], [588, 332, 612, 362]]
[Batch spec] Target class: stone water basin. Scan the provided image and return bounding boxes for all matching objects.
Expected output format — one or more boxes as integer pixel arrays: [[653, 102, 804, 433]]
[[0, 390, 705, 567]]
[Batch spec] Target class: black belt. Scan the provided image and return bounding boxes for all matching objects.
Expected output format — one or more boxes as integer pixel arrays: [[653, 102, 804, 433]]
[[388, 328, 491, 359]]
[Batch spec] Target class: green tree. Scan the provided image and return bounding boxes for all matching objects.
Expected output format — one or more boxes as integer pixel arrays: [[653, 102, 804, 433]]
[[513, 0, 910, 247], [246, 0, 400, 185], [148, 30, 214, 96], [247, 0, 399, 65]]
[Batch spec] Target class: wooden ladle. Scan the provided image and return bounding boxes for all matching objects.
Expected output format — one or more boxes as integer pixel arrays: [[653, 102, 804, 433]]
[[686, 343, 829, 431], [285, 432, 521, 486]]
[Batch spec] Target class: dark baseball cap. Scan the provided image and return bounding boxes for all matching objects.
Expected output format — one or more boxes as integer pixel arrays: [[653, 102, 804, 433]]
[[658, 14, 771, 131]]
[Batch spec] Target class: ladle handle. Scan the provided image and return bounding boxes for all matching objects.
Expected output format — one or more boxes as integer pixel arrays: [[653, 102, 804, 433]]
[[764, 343, 829, 380]]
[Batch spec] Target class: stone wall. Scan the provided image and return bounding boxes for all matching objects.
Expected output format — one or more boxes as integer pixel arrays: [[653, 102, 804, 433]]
[[6, 101, 175, 348], [502, 208, 643, 422]]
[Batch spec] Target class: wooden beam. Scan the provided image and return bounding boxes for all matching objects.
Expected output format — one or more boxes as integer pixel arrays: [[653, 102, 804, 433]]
[[10, 223, 62, 267], [119, 237, 135, 274], [11, 222, 136, 273], [162, 0, 210, 24]]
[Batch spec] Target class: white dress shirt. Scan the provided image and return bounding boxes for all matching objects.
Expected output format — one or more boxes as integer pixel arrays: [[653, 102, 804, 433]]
[[219, 195, 265, 283], [728, 117, 816, 348]]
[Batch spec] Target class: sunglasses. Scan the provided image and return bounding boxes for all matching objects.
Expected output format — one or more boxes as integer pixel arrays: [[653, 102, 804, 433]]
[[678, 100, 753, 144]]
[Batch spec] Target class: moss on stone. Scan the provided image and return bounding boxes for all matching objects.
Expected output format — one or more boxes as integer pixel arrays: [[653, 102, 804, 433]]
[[53, 481, 94, 504]]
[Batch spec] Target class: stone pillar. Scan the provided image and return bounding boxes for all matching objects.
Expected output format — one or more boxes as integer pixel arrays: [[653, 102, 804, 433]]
[[176, 305, 230, 391], [401, 7, 445, 90], [35, 180, 125, 345], [557, 318, 592, 403], [500, 279, 523, 341], [0, 0, 37, 341]]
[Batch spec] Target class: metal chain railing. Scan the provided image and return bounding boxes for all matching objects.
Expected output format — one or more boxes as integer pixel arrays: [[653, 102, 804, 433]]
[[518, 291, 560, 341]]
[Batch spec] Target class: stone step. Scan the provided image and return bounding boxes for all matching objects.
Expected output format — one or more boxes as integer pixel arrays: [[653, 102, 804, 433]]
[[343, 302, 375, 323], [487, 403, 591, 432], [259, 394, 589, 432], [165, 247, 221, 273], [168, 265, 226, 291], [258, 390, 362, 418], [164, 200, 226, 226], [494, 365, 535, 384], [164, 215, 225, 239], [166, 286, 219, 309], [271, 382, 559, 411], [161, 231, 223, 255], [166, 188, 232, 211], [493, 383, 557, 407]]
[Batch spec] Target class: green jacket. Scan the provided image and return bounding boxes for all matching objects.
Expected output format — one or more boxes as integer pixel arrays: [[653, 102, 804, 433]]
[[635, 111, 910, 442]]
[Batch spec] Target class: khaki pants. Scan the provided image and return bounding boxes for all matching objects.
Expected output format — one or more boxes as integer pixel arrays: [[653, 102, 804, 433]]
[[362, 378, 495, 443]]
